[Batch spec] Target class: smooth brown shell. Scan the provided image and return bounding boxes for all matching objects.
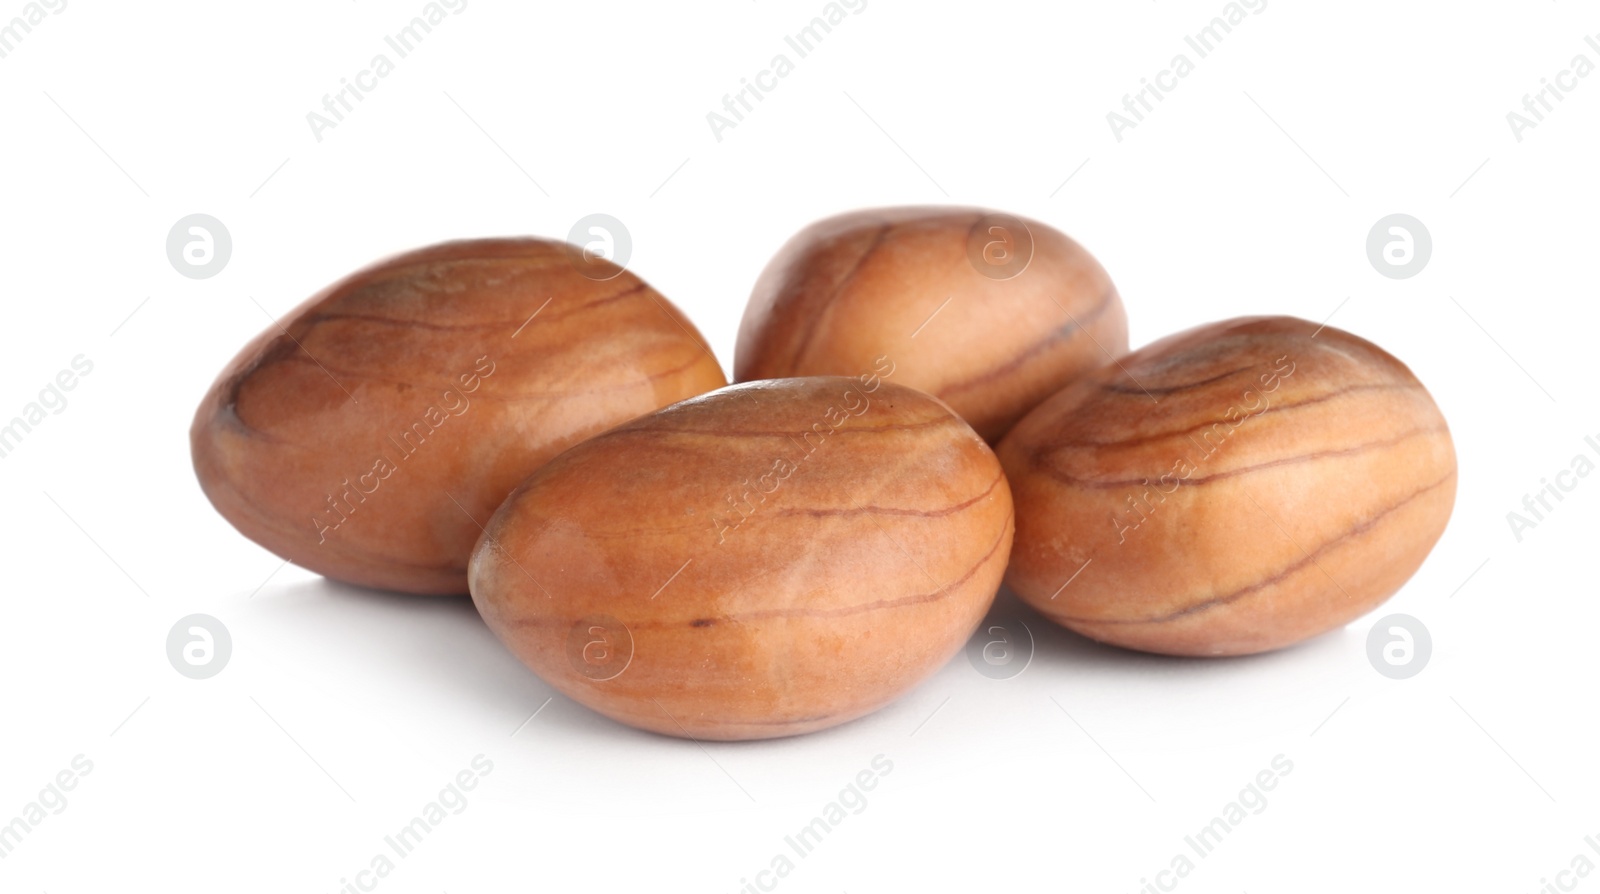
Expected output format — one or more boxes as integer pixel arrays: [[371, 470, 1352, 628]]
[[735, 206, 1128, 442], [468, 377, 1014, 740], [191, 238, 726, 595], [997, 316, 1457, 656]]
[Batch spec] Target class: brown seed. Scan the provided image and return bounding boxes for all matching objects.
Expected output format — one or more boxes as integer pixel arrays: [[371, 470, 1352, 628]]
[[469, 376, 1014, 740], [191, 238, 726, 595], [997, 316, 1457, 656], [735, 207, 1128, 442]]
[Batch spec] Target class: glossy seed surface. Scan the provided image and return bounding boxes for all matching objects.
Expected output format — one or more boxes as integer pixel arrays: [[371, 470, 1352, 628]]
[[192, 238, 726, 595], [998, 316, 1456, 656], [735, 206, 1127, 442], [469, 376, 1014, 739]]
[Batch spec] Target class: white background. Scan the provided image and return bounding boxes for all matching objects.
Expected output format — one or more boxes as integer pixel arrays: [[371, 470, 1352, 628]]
[[2, 1, 1596, 891]]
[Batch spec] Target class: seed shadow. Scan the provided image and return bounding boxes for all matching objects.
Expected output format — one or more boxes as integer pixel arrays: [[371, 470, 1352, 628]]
[[255, 575, 753, 750], [979, 583, 1365, 726]]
